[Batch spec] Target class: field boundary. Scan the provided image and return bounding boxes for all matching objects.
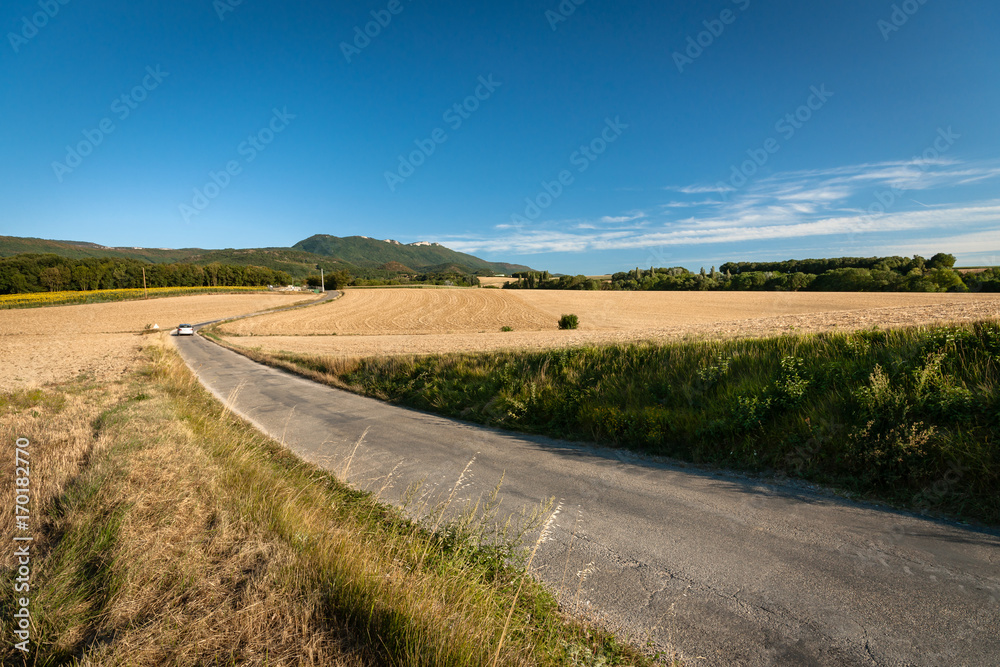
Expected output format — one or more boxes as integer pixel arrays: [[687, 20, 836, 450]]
[[191, 289, 340, 330], [0, 285, 281, 309]]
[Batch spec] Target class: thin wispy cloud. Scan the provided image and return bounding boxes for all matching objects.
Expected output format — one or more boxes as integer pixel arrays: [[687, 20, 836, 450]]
[[661, 200, 721, 208], [600, 212, 646, 224], [663, 184, 734, 194], [445, 159, 1000, 257], [446, 204, 1000, 255], [746, 160, 1000, 198]]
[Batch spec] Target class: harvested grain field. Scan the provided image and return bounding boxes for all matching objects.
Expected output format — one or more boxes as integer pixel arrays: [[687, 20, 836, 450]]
[[478, 276, 516, 288], [218, 287, 1000, 335], [215, 288, 1000, 358], [219, 288, 556, 336], [0, 292, 316, 388]]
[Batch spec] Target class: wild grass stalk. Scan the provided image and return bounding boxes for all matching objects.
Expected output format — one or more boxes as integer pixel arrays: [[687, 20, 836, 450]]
[[493, 503, 562, 667]]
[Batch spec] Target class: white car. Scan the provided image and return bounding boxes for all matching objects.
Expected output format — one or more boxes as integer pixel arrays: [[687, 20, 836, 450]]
[[177, 324, 195, 336]]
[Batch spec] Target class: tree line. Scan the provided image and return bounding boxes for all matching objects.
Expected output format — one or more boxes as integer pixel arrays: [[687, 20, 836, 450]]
[[506, 254, 1000, 293], [719, 253, 956, 276], [506, 271, 602, 290], [0, 254, 294, 294], [305, 270, 482, 289]]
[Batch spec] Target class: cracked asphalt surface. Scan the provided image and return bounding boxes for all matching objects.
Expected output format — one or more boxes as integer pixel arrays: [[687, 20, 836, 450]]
[[173, 321, 1000, 666]]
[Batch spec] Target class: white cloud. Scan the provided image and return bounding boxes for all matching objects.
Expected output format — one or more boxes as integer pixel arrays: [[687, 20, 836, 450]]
[[871, 228, 1000, 257], [599, 212, 646, 223], [454, 159, 1000, 258], [661, 200, 721, 208], [662, 184, 734, 194], [444, 202, 1000, 256]]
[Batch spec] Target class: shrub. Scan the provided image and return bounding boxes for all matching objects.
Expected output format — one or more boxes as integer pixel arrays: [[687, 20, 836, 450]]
[[500, 326, 513, 332], [558, 314, 579, 330]]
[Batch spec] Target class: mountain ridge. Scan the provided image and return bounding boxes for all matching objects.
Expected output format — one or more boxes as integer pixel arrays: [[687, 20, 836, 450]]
[[292, 234, 530, 274], [0, 234, 532, 278]]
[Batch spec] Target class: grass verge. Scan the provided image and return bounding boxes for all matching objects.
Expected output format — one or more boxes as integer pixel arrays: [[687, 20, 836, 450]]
[[209, 321, 1000, 526], [0, 338, 664, 665]]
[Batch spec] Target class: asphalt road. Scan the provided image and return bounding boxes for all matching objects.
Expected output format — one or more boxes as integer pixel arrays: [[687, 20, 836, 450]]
[[174, 323, 1000, 666]]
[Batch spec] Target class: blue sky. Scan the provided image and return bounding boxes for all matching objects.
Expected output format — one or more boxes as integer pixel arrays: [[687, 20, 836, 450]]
[[2, 0, 999, 274]]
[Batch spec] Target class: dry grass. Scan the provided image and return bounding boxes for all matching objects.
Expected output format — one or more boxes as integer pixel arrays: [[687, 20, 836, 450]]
[[0, 379, 128, 558], [0, 342, 368, 665], [0, 333, 659, 666]]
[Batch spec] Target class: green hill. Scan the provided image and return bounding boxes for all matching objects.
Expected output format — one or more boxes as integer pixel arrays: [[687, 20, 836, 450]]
[[380, 261, 417, 273], [0, 236, 200, 263], [0, 234, 532, 280], [188, 248, 361, 278], [293, 235, 531, 274]]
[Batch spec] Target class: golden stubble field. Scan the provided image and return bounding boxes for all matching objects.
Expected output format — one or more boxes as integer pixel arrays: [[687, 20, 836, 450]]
[[216, 288, 1000, 358], [0, 293, 315, 388], [478, 277, 515, 288]]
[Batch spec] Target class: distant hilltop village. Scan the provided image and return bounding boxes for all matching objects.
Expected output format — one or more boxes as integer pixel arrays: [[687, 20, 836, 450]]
[[357, 237, 442, 247]]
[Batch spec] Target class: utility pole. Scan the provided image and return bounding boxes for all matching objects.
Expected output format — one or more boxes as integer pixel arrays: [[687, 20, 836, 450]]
[[142, 267, 148, 299], [320, 268, 325, 292]]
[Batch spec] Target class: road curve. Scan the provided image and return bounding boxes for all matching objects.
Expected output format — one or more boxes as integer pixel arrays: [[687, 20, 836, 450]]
[[173, 329, 1000, 666]]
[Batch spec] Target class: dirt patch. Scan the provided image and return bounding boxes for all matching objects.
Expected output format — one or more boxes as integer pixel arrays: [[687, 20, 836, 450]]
[[0, 333, 145, 387]]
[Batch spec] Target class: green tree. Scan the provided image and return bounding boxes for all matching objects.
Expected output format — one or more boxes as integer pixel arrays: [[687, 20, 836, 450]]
[[925, 268, 966, 292], [40, 266, 66, 291], [927, 253, 957, 270], [73, 265, 95, 290], [329, 270, 352, 290]]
